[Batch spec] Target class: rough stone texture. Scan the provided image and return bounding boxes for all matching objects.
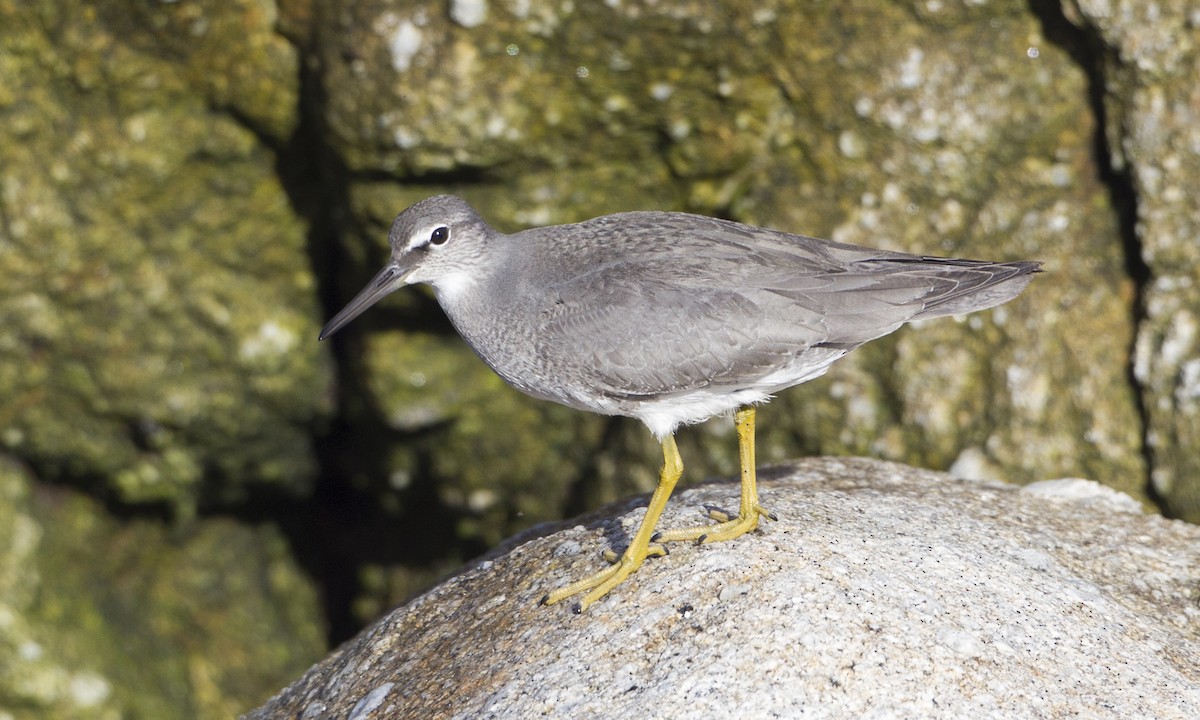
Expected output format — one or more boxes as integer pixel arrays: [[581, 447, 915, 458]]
[[1066, 0, 1200, 521], [245, 458, 1200, 720], [0, 455, 325, 719], [0, 1, 332, 511]]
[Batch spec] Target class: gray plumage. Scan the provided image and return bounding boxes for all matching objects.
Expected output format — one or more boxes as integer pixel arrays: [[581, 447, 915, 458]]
[[321, 195, 1039, 439]]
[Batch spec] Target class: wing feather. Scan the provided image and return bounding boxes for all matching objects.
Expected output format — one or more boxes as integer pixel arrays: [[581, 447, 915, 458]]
[[524, 213, 1038, 400]]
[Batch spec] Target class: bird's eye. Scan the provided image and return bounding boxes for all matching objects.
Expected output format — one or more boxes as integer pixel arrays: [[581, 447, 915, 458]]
[[430, 226, 450, 245]]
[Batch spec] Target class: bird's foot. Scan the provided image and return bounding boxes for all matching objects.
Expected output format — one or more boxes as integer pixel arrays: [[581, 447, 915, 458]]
[[654, 503, 776, 545], [541, 541, 664, 613], [541, 434, 683, 612]]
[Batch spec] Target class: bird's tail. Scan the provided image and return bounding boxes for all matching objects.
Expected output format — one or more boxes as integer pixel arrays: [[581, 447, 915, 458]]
[[907, 259, 1042, 320]]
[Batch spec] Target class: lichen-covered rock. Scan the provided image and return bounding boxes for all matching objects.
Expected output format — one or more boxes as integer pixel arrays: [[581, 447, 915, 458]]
[[244, 458, 1200, 719], [0, 0, 331, 511], [0, 455, 324, 720], [1066, 0, 1200, 521], [89, 1, 301, 140]]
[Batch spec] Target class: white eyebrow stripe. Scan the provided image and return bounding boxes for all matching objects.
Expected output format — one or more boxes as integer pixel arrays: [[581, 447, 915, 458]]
[[405, 223, 446, 252]]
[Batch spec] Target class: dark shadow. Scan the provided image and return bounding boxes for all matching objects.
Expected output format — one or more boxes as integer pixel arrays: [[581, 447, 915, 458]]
[[244, 37, 494, 645]]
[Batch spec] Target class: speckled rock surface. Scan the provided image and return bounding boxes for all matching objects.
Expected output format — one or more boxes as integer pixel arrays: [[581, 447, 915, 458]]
[[245, 458, 1200, 720]]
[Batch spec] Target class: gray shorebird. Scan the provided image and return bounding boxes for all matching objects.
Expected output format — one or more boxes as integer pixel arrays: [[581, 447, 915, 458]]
[[320, 195, 1040, 612]]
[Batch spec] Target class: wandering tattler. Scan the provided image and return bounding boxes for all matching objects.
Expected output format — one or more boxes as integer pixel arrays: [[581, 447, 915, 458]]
[[319, 195, 1040, 612]]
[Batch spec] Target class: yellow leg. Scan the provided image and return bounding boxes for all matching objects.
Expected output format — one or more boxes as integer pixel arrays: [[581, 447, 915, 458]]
[[655, 406, 775, 545], [541, 434, 684, 612]]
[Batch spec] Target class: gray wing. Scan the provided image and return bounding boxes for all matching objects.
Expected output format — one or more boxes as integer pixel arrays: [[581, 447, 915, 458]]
[[536, 276, 819, 398], [532, 213, 1038, 398]]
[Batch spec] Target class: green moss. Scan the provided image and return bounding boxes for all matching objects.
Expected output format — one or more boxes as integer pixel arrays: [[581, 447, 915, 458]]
[[0, 457, 324, 719], [0, 1, 332, 512]]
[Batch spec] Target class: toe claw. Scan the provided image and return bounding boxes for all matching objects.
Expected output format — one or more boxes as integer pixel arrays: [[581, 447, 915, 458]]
[[705, 506, 732, 523], [646, 542, 668, 558]]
